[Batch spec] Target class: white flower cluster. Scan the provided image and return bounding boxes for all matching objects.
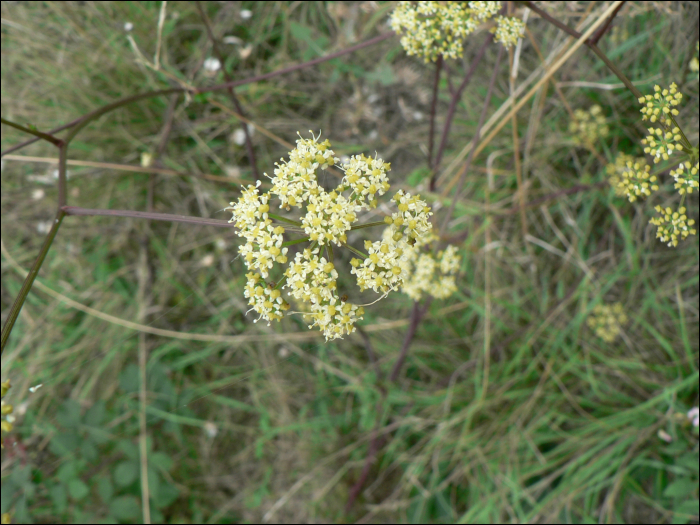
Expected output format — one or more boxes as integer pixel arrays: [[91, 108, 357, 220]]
[[243, 272, 289, 324], [341, 153, 392, 209], [399, 234, 461, 301], [390, 1, 523, 63], [270, 134, 337, 210], [227, 132, 459, 339]]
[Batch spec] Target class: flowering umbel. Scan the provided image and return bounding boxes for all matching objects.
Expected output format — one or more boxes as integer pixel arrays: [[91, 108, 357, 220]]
[[587, 303, 627, 343], [389, 1, 524, 63], [635, 83, 698, 247], [226, 133, 457, 340]]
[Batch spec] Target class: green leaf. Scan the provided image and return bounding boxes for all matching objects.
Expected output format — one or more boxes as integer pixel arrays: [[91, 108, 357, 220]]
[[68, 478, 90, 501], [119, 364, 140, 393], [82, 440, 98, 463], [664, 478, 697, 500], [56, 462, 79, 484], [153, 482, 179, 509], [97, 476, 114, 504], [150, 451, 174, 472], [114, 460, 139, 487], [108, 495, 141, 521], [49, 432, 81, 456], [83, 400, 106, 427], [674, 499, 699, 519], [56, 399, 82, 428], [117, 439, 139, 461], [147, 466, 160, 501], [49, 483, 68, 513]]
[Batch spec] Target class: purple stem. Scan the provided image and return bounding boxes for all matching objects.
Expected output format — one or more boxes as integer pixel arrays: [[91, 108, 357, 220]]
[[429, 34, 492, 191]]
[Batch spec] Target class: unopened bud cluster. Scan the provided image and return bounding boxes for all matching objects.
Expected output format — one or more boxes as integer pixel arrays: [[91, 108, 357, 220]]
[[587, 303, 627, 343], [570, 105, 609, 146], [639, 83, 684, 163], [605, 154, 657, 202]]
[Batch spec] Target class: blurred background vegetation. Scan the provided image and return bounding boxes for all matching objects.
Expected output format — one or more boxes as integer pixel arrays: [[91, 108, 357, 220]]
[[1, 1, 698, 523]]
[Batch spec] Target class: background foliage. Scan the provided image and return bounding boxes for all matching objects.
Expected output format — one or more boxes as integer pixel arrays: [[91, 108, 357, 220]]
[[1, 1, 698, 523]]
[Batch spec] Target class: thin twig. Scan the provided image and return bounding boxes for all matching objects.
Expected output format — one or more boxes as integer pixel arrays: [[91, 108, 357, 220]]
[[587, 1, 625, 46], [0, 118, 64, 147], [61, 206, 237, 228]]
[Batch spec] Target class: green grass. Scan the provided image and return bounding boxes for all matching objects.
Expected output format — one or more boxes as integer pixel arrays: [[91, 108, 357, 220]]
[[1, 1, 698, 523]]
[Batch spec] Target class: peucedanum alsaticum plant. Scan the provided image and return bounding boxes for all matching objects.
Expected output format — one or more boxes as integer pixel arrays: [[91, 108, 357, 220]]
[[587, 303, 628, 343], [569, 105, 609, 147], [605, 83, 698, 248], [638, 83, 698, 247], [389, 1, 524, 63], [226, 132, 460, 340]]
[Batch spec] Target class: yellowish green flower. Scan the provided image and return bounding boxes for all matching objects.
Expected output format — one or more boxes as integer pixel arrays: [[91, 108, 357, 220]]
[[491, 15, 524, 49], [587, 303, 627, 343], [639, 83, 682, 124], [639, 83, 685, 164], [226, 132, 442, 340], [649, 205, 697, 247], [1, 379, 12, 449], [690, 41, 699, 80], [670, 161, 699, 195], [570, 105, 609, 146], [605, 154, 658, 202], [389, 1, 523, 63], [394, 229, 461, 301]]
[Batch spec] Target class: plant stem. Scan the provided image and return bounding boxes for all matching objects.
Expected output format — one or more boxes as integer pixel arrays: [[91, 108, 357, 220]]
[[0, 118, 63, 147], [439, 44, 504, 237], [430, 34, 492, 191], [60, 206, 238, 228], [427, 54, 443, 170], [341, 242, 368, 260], [269, 213, 302, 226], [282, 236, 310, 247], [349, 220, 388, 231], [1, 210, 66, 354]]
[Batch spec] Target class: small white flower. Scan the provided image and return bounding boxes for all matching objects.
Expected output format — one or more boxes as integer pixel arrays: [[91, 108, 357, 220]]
[[232, 128, 247, 146], [688, 407, 699, 428], [200, 254, 215, 267], [240, 9, 253, 20], [37, 220, 53, 234], [204, 421, 218, 438], [31, 189, 45, 201], [203, 57, 221, 72], [124, 22, 134, 32]]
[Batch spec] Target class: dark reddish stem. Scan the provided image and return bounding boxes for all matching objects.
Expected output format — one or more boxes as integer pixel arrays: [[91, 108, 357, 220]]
[[389, 300, 433, 382], [429, 35, 492, 191], [587, 1, 625, 46], [427, 54, 443, 171], [439, 44, 505, 237], [61, 206, 237, 229]]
